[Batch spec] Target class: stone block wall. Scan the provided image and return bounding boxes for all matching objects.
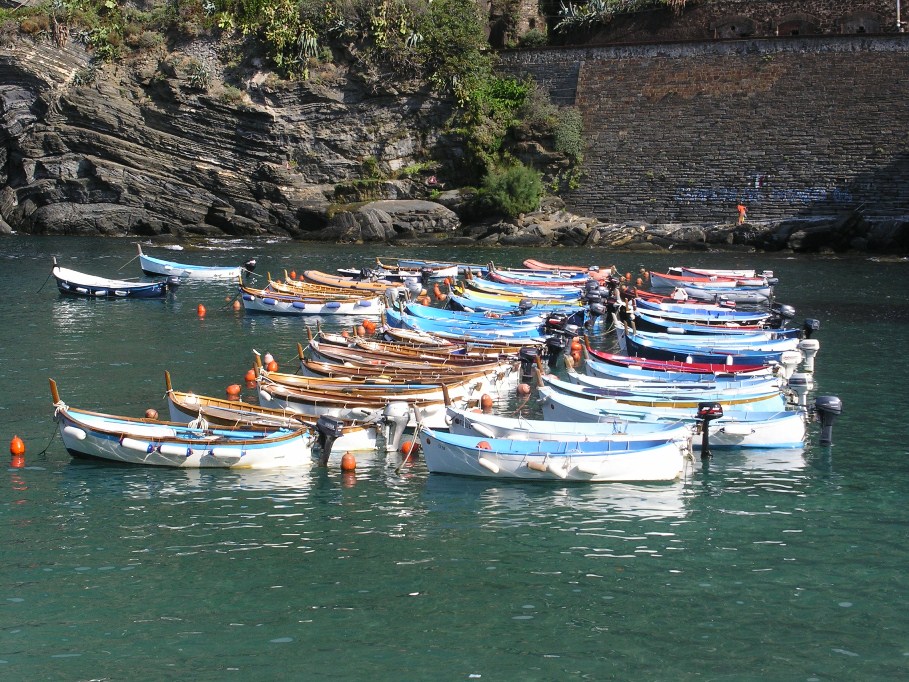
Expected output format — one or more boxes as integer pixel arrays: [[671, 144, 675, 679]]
[[501, 35, 909, 223]]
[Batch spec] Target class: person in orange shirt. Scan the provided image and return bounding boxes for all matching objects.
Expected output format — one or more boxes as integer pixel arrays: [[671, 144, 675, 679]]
[[736, 203, 747, 225]]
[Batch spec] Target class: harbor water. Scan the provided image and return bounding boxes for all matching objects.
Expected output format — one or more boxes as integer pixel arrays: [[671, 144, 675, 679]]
[[1, 236, 908, 680]]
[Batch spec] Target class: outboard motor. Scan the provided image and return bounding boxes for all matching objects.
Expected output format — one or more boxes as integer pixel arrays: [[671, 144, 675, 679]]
[[696, 402, 724, 459], [767, 302, 796, 329], [798, 338, 821, 372], [588, 302, 606, 324], [519, 346, 540, 383], [788, 372, 814, 408], [243, 259, 257, 273], [777, 350, 803, 381], [802, 318, 820, 339], [544, 334, 567, 368], [405, 278, 423, 299], [382, 402, 411, 453], [544, 312, 569, 335], [166, 276, 182, 291], [420, 267, 433, 286], [517, 299, 534, 315], [814, 395, 842, 446], [315, 415, 346, 466]]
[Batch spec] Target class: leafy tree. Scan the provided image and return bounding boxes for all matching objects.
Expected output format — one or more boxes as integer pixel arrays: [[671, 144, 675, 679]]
[[476, 163, 543, 217]]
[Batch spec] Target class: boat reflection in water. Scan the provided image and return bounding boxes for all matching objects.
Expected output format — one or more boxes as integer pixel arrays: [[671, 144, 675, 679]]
[[422, 475, 692, 522]]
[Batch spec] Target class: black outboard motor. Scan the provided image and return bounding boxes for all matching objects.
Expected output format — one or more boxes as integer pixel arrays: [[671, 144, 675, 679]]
[[803, 318, 820, 339], [420, 267, 433, 286], [814, 395, 842, 446], [767, 303, 796, 329], [243, 259, 257, 274], [315, 415, 346, 466], [544, 334, 567, 368], [544, 312, 568, 334], [588, 302, 606, 324], [696, 402, 724, 459], [519, 346, 540, 383], [517, 299, 534, 315]]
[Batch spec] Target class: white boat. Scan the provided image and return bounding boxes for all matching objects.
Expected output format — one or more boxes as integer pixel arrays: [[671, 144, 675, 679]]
[[419, 427, 692, 482], [446, 407, 693, 445], [51, 379, 314, 469], [52, 257, 172, 298], [538, 385, 806, 449], [239, 283, 385, 316], [137, 243, 251, 281]]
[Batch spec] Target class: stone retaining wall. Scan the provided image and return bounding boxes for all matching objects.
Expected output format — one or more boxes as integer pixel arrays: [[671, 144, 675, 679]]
[[500, 35, 909, 223]]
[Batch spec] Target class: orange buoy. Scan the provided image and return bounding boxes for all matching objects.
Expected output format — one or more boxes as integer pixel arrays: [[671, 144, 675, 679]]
[[290, 270, 297, 280], [145, 409, 159, 420], [340, 452, 357, 471], [477, 441, 492, 450], [244, 369, 256, 383], [516, 383, 531, 397], [10, 435, 25, 457], [480, 394, 494, 413], [226, 384, 241, 397], [401, 441, 420, 458], [362, 319, 376, 334], [341, 330, 350, 338], [196, 304, 206, 318], [232, 299, 241, 311], [266, 360, 278, 372], [570, 337, 583, 352], [571, 350, 582, 365]]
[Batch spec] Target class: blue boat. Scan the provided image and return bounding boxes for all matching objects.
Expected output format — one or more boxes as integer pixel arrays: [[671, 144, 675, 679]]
[[52, 258, 173, 299]]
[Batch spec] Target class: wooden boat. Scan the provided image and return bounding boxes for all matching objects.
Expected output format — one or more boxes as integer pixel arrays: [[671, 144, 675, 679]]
[[463, 275, 583, 301], [418, 427, 691, 482], [522, 259, 612, 280], [137, 243, 250, 281], [50, 379, 314, 468], [257, 379, 457, 429], [450, 285, 584, 312], [446, 406, 694, 445], [239, 282, 385, 316], [538, 385, 807, 449], [374, 258, 460, 280], [163, 371, 379, 454], [301, 269, 405, 293], [304, 339, 519, 373], [52, 257, 172, 299]]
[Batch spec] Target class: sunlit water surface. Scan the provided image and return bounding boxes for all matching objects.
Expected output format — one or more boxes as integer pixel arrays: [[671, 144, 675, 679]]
[[1, 237, 907, 679]]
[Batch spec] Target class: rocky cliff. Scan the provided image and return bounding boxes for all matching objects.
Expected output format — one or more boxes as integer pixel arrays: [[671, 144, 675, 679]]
[[0, 35, 458, 240]]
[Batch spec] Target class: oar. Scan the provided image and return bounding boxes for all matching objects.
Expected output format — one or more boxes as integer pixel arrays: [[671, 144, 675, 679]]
[[118, 253, 140, 272]]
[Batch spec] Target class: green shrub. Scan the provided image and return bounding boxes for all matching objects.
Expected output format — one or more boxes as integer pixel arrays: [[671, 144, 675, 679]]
[[476, 163, 542, 217], [554, 107, 584, 162], [519, 28, 547, 48]]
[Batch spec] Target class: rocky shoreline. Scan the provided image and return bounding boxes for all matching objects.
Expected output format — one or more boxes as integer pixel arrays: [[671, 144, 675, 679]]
[[278, 194, 909, 254]]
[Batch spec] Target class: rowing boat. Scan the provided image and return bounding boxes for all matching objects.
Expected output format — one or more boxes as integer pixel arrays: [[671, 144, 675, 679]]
[[52, 258, 173, 299], [137, 243, 251, 281]]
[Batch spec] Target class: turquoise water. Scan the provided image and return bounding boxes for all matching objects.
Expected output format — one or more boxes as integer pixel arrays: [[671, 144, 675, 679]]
[[1, 237, 908, 680]]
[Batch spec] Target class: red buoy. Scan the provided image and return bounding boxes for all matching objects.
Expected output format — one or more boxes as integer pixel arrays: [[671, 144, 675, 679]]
[[197, 304, 206, 318], [480, 394, 494, 413], [10, 435, 25, 457], [517, 383, 531, 397], [244, 369, 256, 383], [266, 360, 278, 372], [340, 452, 357, 471], [477, 441, 492, 450], [226, 384, 241, 398], [289, 270, 297, 280], [401, 441, 420, 458]]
